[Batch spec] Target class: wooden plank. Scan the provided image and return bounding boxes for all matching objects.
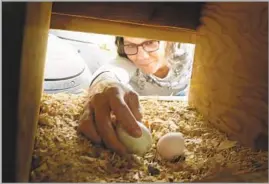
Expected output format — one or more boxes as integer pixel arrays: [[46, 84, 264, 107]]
[[52, 2, 203, 30], [189, 2, 268, 151], [16, 2, 52, 182], [2, 2, 27, 182], [50, 13, 197, 44]]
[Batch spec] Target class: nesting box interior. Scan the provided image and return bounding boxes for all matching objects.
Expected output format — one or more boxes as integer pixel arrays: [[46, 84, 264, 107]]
[[2, 2, 268, 182]]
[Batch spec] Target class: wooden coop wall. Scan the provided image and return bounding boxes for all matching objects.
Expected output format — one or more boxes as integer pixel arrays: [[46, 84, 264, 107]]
[[189, 2, 268, 151], [3, 2, 52, 182]]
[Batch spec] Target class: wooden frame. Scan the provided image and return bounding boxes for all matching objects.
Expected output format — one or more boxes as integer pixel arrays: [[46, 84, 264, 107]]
[[3, 2, 52, 182], [50, 13, 198, 44], [50, 2, 204, 44], [51, 2, 203, 30]]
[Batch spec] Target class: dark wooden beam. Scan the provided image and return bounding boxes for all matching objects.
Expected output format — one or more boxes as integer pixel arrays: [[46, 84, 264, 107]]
[[2, 2, 27, 182], [52, 2, 204, 30]]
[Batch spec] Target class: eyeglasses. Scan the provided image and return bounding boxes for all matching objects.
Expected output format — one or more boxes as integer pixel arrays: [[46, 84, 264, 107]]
[[123, 40, 160, 55]]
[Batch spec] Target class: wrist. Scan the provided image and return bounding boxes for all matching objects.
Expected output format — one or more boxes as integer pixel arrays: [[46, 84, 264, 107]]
[[88, 77, 122, 97], [90, 71, 121, 87]]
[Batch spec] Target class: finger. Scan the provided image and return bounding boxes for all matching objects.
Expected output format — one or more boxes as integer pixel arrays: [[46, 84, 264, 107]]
[[94, 103, 127, 155], [109, 94, 142, 138], [110, 111, 117, 125], [78, 104, 101, 144], [125, 91, 143, 122]]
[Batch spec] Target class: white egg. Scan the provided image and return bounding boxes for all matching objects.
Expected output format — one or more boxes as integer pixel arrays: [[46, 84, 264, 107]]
[[116, 121, 153, 156], [157, 132, 185, 160]]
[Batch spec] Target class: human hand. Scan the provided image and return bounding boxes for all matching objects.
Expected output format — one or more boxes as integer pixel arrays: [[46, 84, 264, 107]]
[[78, 80, 142, 155]]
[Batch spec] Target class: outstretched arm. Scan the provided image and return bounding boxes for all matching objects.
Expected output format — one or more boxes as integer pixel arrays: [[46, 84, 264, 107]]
[[89, 56, 137, 87]]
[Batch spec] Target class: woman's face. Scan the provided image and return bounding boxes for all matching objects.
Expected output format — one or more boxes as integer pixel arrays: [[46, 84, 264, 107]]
[[123, 37, 167, 74]]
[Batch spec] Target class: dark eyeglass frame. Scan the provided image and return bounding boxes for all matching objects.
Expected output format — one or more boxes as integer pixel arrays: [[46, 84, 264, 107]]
[[123, 40, 160, 55]]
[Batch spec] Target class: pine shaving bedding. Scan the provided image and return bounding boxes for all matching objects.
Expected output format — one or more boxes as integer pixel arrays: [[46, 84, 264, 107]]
[[30, 92, 268, 182]]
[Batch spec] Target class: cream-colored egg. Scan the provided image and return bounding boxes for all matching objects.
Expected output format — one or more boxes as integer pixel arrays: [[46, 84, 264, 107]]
[[157, 132, 185, 160], [116, 121, 153, 156]]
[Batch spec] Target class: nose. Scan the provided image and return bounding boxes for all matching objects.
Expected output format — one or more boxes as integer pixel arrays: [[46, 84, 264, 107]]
[[136, 46, 150, 60]]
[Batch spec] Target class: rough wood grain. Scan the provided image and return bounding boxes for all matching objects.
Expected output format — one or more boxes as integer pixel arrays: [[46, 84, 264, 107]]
[[50, 13, 197, 44], [189, 2, 268, 151], [52, 2, 203, 30], [16, 2, 52, 182]]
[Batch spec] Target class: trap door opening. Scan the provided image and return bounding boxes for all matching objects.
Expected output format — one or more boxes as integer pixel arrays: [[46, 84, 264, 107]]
[[46, 29, 196, 98]]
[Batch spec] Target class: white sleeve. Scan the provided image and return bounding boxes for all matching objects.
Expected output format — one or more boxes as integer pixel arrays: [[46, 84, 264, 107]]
[[89, 56, 137, 86]]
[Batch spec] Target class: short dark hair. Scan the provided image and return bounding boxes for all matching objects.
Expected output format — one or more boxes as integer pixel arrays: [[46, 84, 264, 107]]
[[115, 36, 128, 59]]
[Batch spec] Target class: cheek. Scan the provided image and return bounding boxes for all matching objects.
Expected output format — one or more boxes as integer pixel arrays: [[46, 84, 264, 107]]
[[149, 52, 159, 61], [127, 51, 163, 68], [127, 55, 136, 62], [150, 51, 166, 66]]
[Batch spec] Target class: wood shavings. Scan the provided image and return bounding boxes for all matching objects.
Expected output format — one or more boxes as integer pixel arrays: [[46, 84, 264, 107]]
[[30, 93, 268, 182], [217, 140, 238, 151], [148, 163, 161, 176]]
